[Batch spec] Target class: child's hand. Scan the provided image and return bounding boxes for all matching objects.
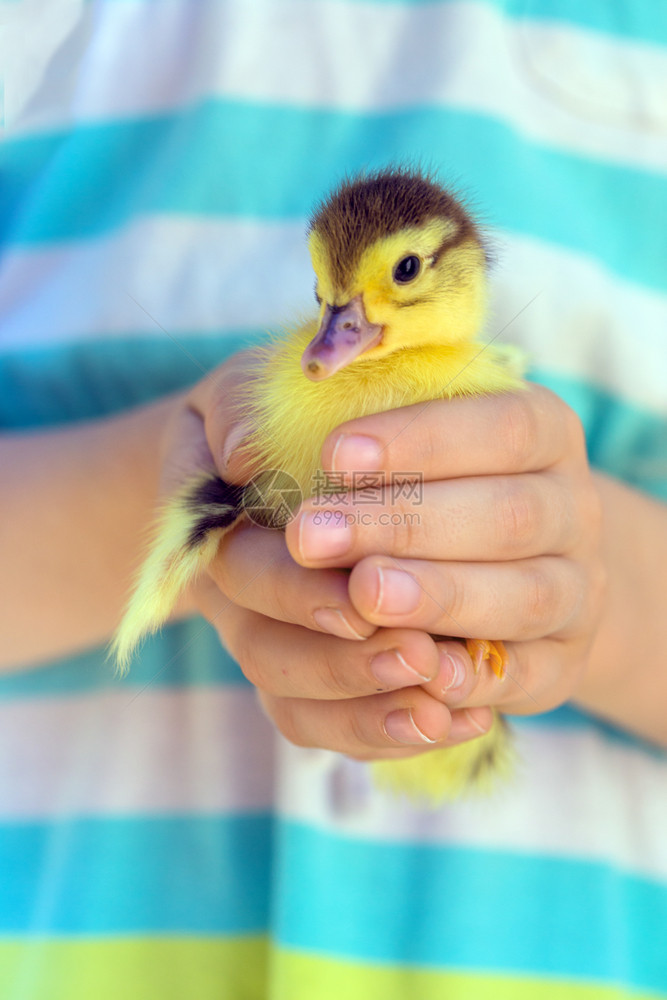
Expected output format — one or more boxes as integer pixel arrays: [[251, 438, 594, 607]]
[[176, 354, 492, 760], [178, 358, 612, 758], [284, 384, 607, 726]]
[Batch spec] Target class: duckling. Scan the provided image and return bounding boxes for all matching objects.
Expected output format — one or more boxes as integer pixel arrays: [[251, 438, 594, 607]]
[[111, 168, 526, 802]]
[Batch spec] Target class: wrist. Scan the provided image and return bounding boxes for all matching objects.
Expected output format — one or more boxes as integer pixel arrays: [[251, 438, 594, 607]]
[[572, 473, 667, 747]]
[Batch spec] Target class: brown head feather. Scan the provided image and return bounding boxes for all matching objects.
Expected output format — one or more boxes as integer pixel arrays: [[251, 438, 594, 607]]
[[308, 169, 481, 289]]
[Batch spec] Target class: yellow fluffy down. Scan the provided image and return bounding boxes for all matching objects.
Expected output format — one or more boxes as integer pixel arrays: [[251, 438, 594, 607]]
[[371, 713, 515, 802], [240, 325, 526, 497], [109, 474, 230, 674]]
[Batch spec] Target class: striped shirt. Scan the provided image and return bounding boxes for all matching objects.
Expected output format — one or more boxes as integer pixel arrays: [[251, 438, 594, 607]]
[[1, 1, 666, 997]]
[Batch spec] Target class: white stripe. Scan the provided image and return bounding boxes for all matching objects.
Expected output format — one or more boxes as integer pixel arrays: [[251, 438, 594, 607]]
[[0, 687, 275, 818], [277, 728, 667, 881], [1, 216, 665, 417], [490, 232, 667, 418], [1, 0, 84, 129], [8, 0, 667, 171], [0, 216, 314, 344], [4, 683, 665, 882]]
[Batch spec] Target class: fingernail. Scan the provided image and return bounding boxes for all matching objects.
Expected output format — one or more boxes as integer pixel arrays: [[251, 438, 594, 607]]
[[374, 567, 422, 616], [298, 511, 352, 561], [330, 434, 381, 472], [441, 650, 467, 693], [383, 709, 436, 745], [221, 421, 252, 474], [370, 649, 431, 688], [312, 607, 367, 640]]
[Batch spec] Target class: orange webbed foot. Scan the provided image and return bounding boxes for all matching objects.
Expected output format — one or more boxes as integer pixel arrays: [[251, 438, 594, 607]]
[[466, 639, 508, 681]]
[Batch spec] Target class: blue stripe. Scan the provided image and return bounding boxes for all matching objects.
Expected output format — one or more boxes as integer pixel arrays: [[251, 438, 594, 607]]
[[277, 822, 667, 990], [0, 619, 250, 699], [0, 814, 271, 934], [3, 341, 664, 501], [100, 0, 667, 47], [0, 333, 262, 429], [3, 810, 665, 988], [320, 0, 667, 47], [2, 102, 666, 292], [503, 0, 667, 46], [529, 368, 667, 502]]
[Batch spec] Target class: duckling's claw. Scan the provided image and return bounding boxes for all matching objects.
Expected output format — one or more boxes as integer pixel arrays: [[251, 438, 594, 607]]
[[466, 639, 508, 681]]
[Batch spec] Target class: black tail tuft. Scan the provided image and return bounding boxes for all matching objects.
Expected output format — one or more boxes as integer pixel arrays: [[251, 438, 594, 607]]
[[184, 475, 246, 550]]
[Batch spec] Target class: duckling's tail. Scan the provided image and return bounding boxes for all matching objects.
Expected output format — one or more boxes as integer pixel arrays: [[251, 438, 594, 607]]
[[371, 712, 514, 803], [110, 473, 245, 674]]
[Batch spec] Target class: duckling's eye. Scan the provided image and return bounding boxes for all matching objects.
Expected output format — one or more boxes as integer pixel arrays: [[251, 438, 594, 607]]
[[393, 255, 421, 284]]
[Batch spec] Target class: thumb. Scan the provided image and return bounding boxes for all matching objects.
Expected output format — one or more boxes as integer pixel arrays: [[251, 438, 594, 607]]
[[164, 349, 263, 497], [158, 402, 214, 498]]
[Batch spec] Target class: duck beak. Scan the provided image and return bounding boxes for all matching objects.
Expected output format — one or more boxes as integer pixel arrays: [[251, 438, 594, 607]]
[[301, 295, 383, 381]]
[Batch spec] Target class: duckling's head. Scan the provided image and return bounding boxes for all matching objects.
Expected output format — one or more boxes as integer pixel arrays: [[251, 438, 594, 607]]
[[302, 169, 488, 380]]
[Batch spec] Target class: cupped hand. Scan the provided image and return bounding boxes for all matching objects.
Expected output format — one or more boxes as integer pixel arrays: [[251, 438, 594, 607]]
[[163, 352, 495, 760], [284, 384, 607, 723]]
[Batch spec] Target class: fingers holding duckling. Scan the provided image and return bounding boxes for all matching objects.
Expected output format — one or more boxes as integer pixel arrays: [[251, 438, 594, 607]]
[[197, 548, 493, 760], [211, 520, 374, 641], [285, 384, 606, 719], [255, 684, 493, 762], [167, 355, 373, 642], [177, 358, 490, 759]]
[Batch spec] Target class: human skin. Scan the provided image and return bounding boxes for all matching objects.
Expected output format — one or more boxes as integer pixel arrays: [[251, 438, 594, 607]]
[[190, 354, 667, 756], [1, 353, 665, 753]]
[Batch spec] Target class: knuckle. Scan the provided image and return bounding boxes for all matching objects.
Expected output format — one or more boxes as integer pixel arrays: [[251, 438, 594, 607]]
[[347, 708, 375, 750], [420, 420, 442, 468], [497, 394, 538, 469], [271, 583, 299, 625], [233, 633, 269, 692], [521, 564, 557, 629], [440, 573, 468, 632], [494, 480, 539, 556], [319, 652, 354, 699], [387, 503, 417, 556], [562, 403, 587, 454], [273, 700, 311, 748]]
